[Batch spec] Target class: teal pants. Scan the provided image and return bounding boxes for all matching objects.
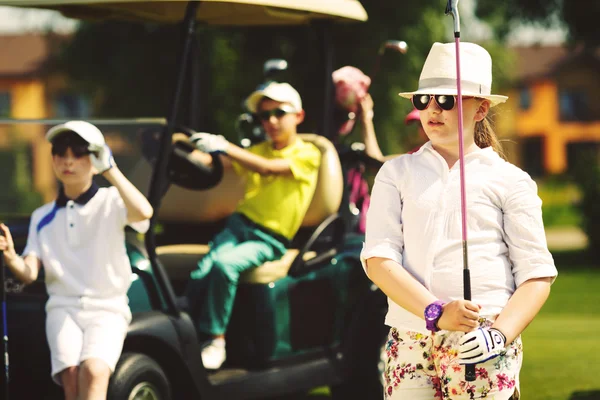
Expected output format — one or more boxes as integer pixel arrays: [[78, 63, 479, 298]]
[[185, 213, 287, 336]]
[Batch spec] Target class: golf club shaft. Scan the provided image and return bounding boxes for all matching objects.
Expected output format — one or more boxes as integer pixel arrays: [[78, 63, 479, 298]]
[[446, 0, 476, 382], [455, 25, 476, 386], [0, 250, 8, 398]]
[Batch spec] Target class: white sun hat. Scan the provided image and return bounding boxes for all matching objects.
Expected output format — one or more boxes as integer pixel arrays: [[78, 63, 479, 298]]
[[46, 120, 106, 148], [398, 42, 508, 107], [245, 82, 302, 113]]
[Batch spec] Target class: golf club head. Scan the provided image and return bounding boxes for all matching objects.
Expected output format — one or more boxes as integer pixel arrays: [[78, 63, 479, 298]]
[[370, 40, 408, 82], [445, 0, 461, 33], [378, 40, 408, 55], [386, 40, 408, 54], [235, 112, 265, 146], [263, 58, 288, 79]]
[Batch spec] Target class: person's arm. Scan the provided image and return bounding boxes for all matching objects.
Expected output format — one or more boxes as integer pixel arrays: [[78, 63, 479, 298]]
[[225, 144, 292, 176], [359, 94, 385, 162], [0, 223, 41, 285], [103, 167, 154, 223], [492, 277, 552, 343], [367, 257, 480, 332], [188, 132, 292, 176], [90, 144, 153, 223], [173, 132, 230, 168], [366, 258, 480, 332], [493, 174, 557, 342], [359, 95, 401, 162]]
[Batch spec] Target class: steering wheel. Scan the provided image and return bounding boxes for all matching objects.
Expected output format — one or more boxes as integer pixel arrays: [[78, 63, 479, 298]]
[[139, 125, 224, 191]]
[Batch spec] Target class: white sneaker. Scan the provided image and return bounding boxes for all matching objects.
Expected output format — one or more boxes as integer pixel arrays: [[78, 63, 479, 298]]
[[201, 338, 226, 370]]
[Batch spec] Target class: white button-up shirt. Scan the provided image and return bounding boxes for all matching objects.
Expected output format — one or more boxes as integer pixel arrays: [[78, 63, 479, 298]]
[[361, 142, 557, 332]]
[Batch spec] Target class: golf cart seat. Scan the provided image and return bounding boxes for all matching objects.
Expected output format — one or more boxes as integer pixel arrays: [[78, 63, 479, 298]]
[[131, 133, 344, 286]]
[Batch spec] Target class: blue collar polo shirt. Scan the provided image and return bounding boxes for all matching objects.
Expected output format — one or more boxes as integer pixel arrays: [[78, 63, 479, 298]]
[[22, 183, 145, 318]]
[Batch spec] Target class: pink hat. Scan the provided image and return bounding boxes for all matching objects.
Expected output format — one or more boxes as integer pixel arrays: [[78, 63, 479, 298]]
[[332, 66, 371, 135], [404, 108, 420, 125]]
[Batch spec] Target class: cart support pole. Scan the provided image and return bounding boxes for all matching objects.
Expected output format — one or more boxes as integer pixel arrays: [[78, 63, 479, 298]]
[[315, 21, 335, 140], [145, 0, 201, 315]]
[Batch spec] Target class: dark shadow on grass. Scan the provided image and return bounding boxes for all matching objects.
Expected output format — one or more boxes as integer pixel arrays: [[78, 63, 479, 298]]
[[551, 249, 599, 269], [569, 390, 600, 399]]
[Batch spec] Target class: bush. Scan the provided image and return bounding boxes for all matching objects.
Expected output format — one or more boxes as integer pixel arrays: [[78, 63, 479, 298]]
[[537, 176, 582, 228], [571, 151, 600, 258]]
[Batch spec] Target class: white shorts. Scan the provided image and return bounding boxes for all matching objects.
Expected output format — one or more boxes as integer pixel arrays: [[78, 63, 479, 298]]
[[46, 306, 129, 386]]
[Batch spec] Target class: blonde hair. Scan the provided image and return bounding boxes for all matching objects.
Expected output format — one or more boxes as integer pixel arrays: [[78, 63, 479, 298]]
[[474, 116, 505, 160], [473, 99, 506, 160]]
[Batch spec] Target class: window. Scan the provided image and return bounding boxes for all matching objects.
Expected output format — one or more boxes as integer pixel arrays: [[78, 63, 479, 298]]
[[0, 92, 11, 117], [567, 141, 600, 175], [559, 89, 591, 122], [521, 136, 545, 177], [54, 93, 91, 118], [519, 88, 531, 110]]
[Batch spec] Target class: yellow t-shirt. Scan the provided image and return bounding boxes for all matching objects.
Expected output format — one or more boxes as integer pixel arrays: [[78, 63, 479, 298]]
[[232, 138, 321, 240]]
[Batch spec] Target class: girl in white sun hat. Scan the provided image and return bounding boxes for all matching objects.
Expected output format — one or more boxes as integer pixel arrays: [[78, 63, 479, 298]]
[[361, 42, 557, 399]]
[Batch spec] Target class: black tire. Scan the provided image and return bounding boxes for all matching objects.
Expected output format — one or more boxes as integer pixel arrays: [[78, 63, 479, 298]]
[[330, 332, 388, 400], [108, 352, 172, 400], [331, 291, 389, 400]]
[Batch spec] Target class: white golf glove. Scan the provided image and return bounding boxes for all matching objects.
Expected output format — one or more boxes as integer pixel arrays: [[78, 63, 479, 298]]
[[89, 144, 114, 174], [458, 327, 506, 365], [189, 132, 229, 154]]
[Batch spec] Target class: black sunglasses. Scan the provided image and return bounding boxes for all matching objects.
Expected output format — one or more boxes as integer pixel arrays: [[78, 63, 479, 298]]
[[51, 143, 92, 158], [411, 93, 482, 112], [256, 106, 296, 122]]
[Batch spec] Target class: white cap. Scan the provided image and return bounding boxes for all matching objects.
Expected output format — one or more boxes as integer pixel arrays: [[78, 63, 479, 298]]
[[245, 82, 302, 113], [46, 120, 105, 147]]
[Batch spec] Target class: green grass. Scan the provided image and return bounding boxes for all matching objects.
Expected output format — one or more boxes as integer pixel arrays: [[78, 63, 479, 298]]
[[542, 204, 582, 228], [520, 267, 600, 400], [537, 179, 582, 228]]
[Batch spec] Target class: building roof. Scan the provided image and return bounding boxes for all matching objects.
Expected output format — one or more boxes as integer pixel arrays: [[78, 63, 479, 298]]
[[0, 34, 54, 78], [510, 45, 569, 82], [511, 45, 600, 83]]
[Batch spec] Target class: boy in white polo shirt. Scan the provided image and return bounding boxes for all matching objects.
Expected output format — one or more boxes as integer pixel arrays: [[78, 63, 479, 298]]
[[0, 121, 153, 400]]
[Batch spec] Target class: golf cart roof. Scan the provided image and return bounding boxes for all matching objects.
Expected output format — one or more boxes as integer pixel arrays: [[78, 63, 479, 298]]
[[0, 0, 368, 25]]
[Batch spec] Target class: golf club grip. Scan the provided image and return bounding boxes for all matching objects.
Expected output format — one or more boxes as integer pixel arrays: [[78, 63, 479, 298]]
[[463, 268, 476, 381], [463, 268, 471, 301]]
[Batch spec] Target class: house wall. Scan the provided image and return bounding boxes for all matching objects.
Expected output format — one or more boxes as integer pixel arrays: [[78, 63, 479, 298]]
[[0, 78, 56, 203], [511, 74, 600, 175]]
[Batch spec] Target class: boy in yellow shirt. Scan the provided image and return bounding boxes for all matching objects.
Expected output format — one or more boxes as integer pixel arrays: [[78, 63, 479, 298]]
[[184, 82, 321, 369]]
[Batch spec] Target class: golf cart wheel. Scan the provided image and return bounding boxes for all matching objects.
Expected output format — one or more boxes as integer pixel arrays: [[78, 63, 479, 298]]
[[330, 294, 388, 400], [330, 336, 386, 400], [108, 352, 171, 400]]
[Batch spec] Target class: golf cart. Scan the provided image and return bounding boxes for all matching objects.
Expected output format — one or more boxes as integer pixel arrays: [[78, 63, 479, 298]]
[[0, 1, 389, 399]]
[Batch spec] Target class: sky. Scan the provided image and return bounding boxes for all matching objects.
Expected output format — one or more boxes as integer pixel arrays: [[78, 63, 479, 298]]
[[0, 3, 567, 45], [0, 6, 79, 34]]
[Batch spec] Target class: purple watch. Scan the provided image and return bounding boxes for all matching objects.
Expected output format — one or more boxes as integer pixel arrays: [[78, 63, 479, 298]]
[[424, 300, 446, 332]]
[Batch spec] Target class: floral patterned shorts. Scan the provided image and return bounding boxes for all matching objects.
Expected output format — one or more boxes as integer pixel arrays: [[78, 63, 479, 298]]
[[383, 320, 522, 400]]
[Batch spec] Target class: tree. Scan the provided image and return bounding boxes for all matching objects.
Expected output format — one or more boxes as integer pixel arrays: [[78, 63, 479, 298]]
[[475, 0, 600, 47], [52, 0, 514, 154]]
